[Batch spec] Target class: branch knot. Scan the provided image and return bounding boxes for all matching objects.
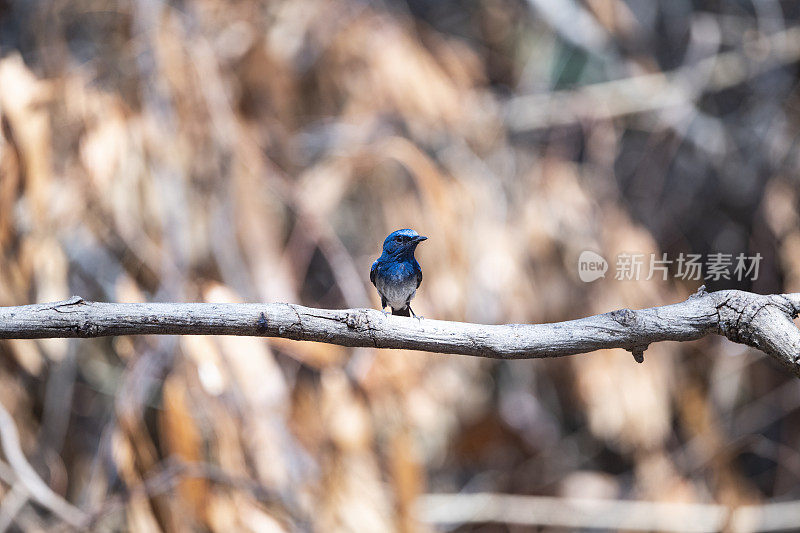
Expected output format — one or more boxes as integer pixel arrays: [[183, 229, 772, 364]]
[[611, 308, 637, 327]]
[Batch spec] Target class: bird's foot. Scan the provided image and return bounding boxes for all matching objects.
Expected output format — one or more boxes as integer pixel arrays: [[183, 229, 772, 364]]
[[408, 307, 424, 321], [381, 309, 391, 318]]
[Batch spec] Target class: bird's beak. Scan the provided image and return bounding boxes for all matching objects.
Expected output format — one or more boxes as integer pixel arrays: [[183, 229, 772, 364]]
[[414, 236, 428, 243]]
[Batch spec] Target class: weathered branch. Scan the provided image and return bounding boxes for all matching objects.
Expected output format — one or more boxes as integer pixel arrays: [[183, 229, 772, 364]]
[[1, 288, 799, 376]]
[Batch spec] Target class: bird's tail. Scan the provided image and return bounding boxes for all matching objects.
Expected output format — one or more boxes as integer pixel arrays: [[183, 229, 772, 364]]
[[392, 307, 411, 317]]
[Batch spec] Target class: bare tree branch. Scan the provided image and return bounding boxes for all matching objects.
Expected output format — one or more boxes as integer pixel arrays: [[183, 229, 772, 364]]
[[0, 287, 799, 377]]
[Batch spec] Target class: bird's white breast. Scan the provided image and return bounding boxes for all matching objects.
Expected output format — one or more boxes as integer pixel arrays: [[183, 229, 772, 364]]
[[376, 275, 417, 310]]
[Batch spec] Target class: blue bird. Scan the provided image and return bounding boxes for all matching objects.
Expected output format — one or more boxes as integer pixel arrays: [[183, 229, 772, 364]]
[[370, 229, 427, 317]]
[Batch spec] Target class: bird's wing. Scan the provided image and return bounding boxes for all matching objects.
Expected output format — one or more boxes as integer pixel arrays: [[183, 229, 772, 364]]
[[370, 260, 378, 287], [415, 260, 423, 288]]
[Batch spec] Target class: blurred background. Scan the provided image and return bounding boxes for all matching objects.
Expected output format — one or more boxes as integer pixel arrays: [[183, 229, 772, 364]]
[[0, 0, 800, 531]]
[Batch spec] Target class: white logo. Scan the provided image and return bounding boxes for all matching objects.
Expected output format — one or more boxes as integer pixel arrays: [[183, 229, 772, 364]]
[[578, 251, 608, 282]]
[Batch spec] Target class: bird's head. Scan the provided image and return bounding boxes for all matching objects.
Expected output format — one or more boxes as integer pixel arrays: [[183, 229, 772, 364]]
[[382, 228, 427, 257]]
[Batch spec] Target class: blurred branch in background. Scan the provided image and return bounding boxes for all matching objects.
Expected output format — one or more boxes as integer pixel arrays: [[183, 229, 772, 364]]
[[506, 24, 800, 131], [0, 401, 87, 529], [416, 492, 800, 532]]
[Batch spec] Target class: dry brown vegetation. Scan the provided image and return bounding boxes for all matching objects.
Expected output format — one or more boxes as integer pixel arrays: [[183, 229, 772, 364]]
[[1, 0, 800, 531]]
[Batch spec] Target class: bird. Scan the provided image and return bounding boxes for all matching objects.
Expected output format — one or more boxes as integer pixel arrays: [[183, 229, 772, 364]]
[[370, 229, 427, 317]]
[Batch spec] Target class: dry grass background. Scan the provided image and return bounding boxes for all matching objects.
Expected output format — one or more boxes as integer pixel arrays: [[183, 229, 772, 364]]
[[0, 0, 800, 531]]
